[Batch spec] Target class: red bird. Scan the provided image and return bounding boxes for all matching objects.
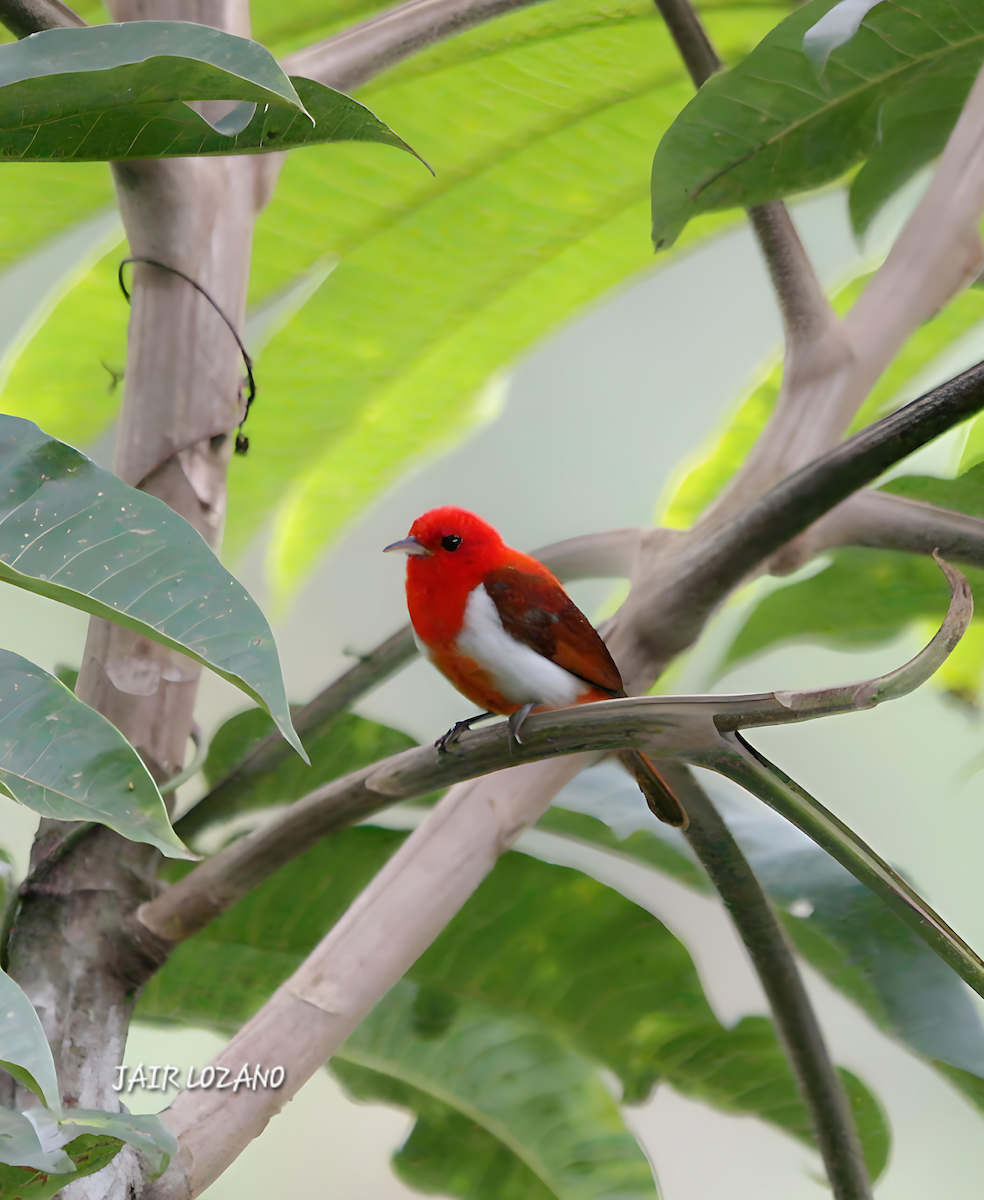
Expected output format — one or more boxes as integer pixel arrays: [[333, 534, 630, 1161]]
[[384, 505, 687, 828]]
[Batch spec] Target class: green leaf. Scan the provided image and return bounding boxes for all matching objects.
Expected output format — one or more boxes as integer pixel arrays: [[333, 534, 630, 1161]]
[[0, 1133, 123, 1200], [0, 22, 306, 156], [1, 70, 420, 164], [180, 708, 418, 838], [56, 1110, 176, 1179], [0, 1109, 73, 1174], [0, 966, 59, 1110], [0, 648, 189, 856], [0, 415, 305, 761], [653, 1018, 888, 1180], [229, 2, 783, 589], [650, 0, 984, 248], [337, 1059, 556, 1200], [659, 278, 984, 529], [137, 827, 887, 1166], [543, 765, 980, 1135], [334, 980, 659, 1200]]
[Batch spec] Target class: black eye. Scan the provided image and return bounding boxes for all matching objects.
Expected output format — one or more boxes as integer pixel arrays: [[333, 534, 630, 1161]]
[[441, 535, 462, 552]]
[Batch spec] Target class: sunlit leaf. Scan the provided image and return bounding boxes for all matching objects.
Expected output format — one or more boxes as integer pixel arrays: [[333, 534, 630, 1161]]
[[650, 0, 984, 248], [0, 416, 305, 760], [0, 649, 190, 857]]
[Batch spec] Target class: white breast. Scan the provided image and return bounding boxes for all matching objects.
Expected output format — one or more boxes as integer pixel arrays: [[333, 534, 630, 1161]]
[[455, 583, 587, 708]]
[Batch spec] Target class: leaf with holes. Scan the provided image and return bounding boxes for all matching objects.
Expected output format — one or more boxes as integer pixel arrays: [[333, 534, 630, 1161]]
[[0, 649, 190, 857], [0, 415, 305, 761]]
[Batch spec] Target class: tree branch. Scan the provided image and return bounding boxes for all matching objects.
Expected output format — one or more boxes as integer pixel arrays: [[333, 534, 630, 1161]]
[[281, 0, 546, 92], [177, 526, 647, 838], [0, 0, 84, 37], [810, 488, 984, 569], [650, 0, 719, 88], [605, 355, 984, 689], [143, 570, 979, 1198], [667, 763, 872, 1200], [137, 552, 969, 947]]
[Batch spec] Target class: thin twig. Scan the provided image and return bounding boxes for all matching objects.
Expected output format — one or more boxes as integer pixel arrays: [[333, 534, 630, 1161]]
[[666, 762, 872, 1200], [0, 0, 84, 37], [811, 488, 984, 569], [650, 0, 719, 87]]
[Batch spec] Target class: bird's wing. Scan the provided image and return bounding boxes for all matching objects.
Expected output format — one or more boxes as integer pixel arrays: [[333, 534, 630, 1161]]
[[482, 565, 624, 695]]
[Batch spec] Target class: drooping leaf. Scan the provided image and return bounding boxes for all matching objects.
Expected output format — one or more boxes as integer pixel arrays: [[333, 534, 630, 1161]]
[[0, 966, 59, 1110], [0, 1133, 122, 1200], [0, 415, 304, 760], [0, 649, 189, 856], [650, 0, 984, 248], [137, 827, 889, 1167], [2, 72, 420, 164], [336, 1059, 556, 1200], [652, 1019, 889, 1181], [179, 708, 418, 839], [541, 763, 984, 1097], [334, 981, 659, 1200], [0, 21, 307, 158]]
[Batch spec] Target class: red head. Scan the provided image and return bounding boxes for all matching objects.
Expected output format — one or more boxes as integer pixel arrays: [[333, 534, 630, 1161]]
[[384, 506, 505, 574], [384, 507, 514, 642]]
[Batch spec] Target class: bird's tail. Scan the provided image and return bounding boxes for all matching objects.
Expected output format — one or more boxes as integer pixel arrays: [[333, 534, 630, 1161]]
[[618, 750, 689, 830]]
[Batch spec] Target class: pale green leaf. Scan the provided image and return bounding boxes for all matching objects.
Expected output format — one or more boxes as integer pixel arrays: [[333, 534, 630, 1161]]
[[0, 416, 305, 761], [0, 1133, 122, 1199], [0, 648, 190, 857], [0, 966, 59, 1110]]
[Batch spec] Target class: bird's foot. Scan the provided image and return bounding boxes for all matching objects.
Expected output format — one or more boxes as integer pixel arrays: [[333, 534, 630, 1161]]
[[435, 712, 495, 754], [507, 703, 536, 753]]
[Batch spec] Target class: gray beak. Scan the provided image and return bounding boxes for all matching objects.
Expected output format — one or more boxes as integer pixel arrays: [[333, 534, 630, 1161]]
[[383, 535, 431, 556]]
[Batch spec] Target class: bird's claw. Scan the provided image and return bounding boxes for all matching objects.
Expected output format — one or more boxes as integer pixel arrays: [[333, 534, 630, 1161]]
[[435, 712, 495, 755], [507, 703, 535, 754]]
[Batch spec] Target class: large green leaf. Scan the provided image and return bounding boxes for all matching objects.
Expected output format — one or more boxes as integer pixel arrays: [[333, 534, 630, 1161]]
[[137, 827, 888, 1169], [650, 0, 984, 248], [0, 415, 304, 760], [0, 966, 59, 1110], [0, 1133, 122, 1199], [0, 649, 189, 856], [334, 981, 658, 1200], [0, 21, 306, 151], [1, 70, 418, 163], [541, 763, 984, 1090], [178, 707, 418, 839]]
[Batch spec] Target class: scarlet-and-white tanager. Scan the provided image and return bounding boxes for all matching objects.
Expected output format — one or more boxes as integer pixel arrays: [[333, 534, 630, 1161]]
[[384, 505, 688, 828]]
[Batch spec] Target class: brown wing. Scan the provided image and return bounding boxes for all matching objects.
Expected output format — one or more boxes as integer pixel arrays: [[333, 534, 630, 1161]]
[[483, 565, 624, 696]]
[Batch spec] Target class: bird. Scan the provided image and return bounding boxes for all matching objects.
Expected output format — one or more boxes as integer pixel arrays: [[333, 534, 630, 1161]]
[[384, 504, 688, 828]]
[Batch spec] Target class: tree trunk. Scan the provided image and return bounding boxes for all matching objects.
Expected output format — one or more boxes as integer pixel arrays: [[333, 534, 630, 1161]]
[[3, 5, 260, 1195]]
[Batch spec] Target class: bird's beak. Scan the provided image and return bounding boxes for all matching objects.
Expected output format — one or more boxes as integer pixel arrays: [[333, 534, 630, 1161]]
[[383, 535, 432, 556]]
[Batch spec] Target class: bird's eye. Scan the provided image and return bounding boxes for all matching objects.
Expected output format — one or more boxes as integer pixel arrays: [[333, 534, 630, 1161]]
[[441, 535, 462, 552]]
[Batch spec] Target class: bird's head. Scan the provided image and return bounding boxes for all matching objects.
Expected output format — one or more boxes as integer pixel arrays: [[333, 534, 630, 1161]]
[[384, 506, 504, 575]]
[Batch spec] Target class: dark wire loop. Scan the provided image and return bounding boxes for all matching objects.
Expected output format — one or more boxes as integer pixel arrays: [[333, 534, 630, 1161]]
[[118, 257, 255, 455]]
